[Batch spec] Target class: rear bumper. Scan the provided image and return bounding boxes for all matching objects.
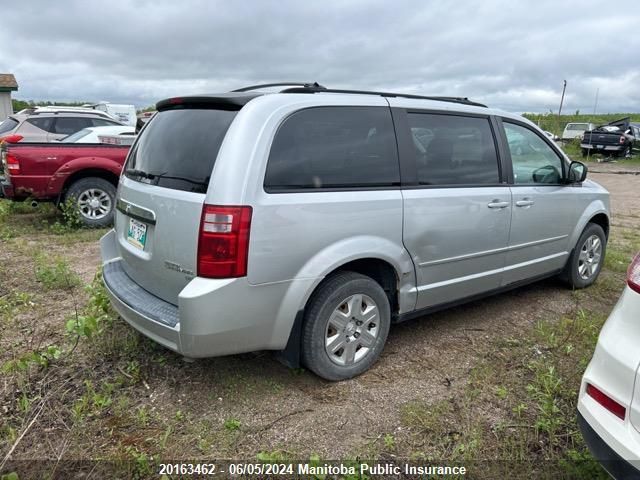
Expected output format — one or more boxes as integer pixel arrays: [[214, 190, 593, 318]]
[[100, 229, 313, 358], [577, 411, 640, 480], [581, 143, 625, 153]]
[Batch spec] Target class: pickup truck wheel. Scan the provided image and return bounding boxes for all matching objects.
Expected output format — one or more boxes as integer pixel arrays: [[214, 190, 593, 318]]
[[301, 272, 390, 381], [581, 148, 588, 157], [561, 223, 606, 289], [64, 177, 116, 227]]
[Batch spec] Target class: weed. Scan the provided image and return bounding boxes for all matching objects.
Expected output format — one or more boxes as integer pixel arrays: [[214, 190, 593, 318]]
[[224, 418, 241, 431], [2, 344, 62, 373], [66, 270, 113, 340], [71, 380, 113, 421], [256, 450, 290, 462], [383, 433, 395, 450], [34, 252, 79, 289], [50, 198, 84, 234], [495, 385, 509, 399], [123, 445, 153, 479]]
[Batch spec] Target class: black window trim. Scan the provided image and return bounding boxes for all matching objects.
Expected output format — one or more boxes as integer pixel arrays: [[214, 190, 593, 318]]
[[263, 105, 403, 194], [394, 108, 507, 189], [499, 117, 568, 187]]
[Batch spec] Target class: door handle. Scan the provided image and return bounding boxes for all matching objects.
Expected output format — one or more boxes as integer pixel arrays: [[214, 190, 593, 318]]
[[487, 200, 509, 209], [515, 199, 535, 207]]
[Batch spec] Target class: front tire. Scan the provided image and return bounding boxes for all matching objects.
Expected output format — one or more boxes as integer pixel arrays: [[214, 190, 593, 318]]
[[561, 223, 606, 289], [64, 177, 116, 227], [301, 272, 391, 381]]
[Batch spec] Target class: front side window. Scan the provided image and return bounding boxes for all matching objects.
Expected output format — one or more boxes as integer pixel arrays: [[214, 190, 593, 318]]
[[407, 113, 499, 185], [504, 122, 563, 185], [264, 107, 399, 190]]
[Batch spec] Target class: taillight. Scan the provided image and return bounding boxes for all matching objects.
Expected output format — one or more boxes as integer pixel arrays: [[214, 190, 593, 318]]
[[6, 153, 20, 175], [627, 253, 640, 294], [2, 134, 23, 143], [586, 384, 626, 420], [620, 135, 626, 144], [197, 205, 252, 278]]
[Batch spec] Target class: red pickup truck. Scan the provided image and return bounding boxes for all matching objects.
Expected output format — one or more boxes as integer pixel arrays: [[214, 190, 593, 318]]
[[1, 142, 129, 226]]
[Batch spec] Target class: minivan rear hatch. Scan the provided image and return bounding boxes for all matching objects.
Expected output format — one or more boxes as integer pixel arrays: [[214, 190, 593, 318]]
[[114, 94, 258, 305]]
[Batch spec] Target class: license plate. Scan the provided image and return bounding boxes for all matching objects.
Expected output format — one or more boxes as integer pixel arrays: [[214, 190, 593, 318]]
[[127, 218, 147, 250]]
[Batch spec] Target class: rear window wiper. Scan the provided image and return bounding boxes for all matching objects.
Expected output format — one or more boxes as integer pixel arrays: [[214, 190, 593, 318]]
[[150, 173, 209, 187], [125, 168, 156, 179], [126, 168, 209, 189]]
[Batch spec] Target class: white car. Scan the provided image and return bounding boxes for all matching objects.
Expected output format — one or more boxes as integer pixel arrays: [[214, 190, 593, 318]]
[[60, 125, 135, 143], [578, 253, 640, 479], [562, 122, 596, 141]]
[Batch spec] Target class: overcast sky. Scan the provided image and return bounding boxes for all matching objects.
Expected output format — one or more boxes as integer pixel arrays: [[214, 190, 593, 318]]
[[1, 0, 638, 113]]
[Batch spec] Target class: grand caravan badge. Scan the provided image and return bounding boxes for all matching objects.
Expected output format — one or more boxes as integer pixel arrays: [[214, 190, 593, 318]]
[[164, 261, 195, 277]]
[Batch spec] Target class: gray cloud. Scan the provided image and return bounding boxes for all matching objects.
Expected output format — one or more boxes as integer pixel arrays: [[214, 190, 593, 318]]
[[0, 0, 638, 113]]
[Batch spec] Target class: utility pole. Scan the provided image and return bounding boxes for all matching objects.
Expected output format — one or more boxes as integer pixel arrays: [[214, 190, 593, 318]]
[[593, 88, 599, 114], [557, 80, 567, 139], [558, 80, 567, 118]]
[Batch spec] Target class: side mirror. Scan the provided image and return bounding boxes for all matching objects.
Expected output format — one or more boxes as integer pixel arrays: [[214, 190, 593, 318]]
[[567, 161, 587, 183]]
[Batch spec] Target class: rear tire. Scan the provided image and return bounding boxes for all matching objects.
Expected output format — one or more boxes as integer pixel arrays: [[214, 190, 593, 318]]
[[64, 177, 116, 228], [301, 272, 391, 381], [561, 223, 606, 289]]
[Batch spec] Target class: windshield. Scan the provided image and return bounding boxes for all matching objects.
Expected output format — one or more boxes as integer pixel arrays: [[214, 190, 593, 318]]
[[0, 117, 18, 135], [125, 108, 237, 193], [567, 124, 588, 131], [61, 128, 92, 143]]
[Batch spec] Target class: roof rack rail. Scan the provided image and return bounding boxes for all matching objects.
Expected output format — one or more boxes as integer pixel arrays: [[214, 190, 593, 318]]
[[279, 85, 487, 108], [231, 82, 326, 92]]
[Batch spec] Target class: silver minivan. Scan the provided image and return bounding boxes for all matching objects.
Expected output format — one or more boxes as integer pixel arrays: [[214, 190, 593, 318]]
[[101, 84, 610, 380]]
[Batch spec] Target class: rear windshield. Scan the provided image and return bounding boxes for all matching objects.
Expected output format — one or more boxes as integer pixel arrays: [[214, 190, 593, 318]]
[[0, 117, 18, 134], [125, 108, 237, 193]]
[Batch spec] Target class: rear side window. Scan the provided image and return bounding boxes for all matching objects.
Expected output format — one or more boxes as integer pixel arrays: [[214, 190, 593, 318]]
[[53, 117, 93, 134], [26, 117, 55, 133], [264, 107, 399, 190], [0, 117, 18, 134], [407, 113, 500, 185], [91, 118, 120, 127], [125, 108, 237, 193]]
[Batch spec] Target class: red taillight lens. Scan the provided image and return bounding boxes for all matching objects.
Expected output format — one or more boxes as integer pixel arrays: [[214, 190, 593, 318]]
[[586, 383, 626, 420], [2, 134, 23, 143], [197, 205, 252, 278], [627, 253, 640, 294], [6, 153, 20, 175], [620, 135, 626, 144]]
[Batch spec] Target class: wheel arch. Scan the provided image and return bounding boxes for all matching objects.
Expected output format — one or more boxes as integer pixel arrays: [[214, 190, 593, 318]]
[[274, 243, 416, 368], [61, 168, 119, 200], [569, 201, 610, 250]]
